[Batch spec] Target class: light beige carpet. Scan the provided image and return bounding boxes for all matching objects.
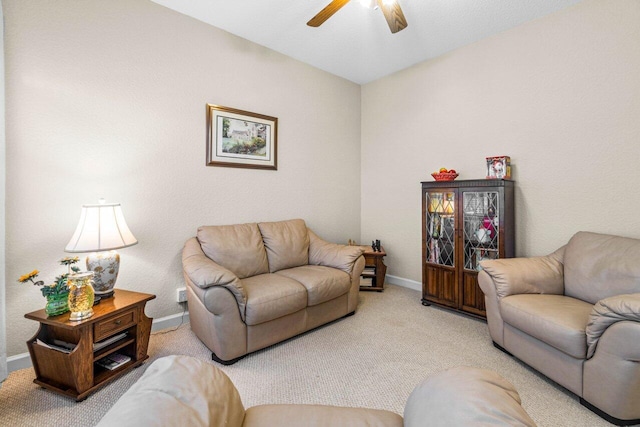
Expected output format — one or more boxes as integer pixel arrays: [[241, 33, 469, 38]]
[[0, 285, 620, 426]]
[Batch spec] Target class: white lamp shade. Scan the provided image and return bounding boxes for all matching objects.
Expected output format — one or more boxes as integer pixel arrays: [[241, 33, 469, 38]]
[[65, 203, 138, 253]]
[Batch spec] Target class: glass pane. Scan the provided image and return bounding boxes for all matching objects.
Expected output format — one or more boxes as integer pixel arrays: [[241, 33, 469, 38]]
[[425, 192, 455, 267], [462, 191, 499, 270]]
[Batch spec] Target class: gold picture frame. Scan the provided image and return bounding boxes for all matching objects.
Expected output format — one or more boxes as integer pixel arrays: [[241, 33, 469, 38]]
[[206, 104, 278, 170]]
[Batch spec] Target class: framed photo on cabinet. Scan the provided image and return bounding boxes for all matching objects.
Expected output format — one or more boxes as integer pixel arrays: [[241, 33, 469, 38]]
[[206, 104, 278, 170], [485, 156, 511, 179]]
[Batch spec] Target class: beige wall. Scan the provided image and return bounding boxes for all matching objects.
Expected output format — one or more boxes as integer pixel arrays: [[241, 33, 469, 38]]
[[5, 0, 639, 358], [4, 0, 361, 356], [361, 0, 640, 285]]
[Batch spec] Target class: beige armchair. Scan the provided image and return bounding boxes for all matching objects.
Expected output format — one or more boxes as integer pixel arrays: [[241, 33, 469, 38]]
[[478, 231, 640, 425]]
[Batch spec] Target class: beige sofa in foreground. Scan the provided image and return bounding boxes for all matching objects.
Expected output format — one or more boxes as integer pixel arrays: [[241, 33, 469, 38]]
[[182, 219, 365, 364], [479, 231, 640, 425], [97, 355, 537, 427]]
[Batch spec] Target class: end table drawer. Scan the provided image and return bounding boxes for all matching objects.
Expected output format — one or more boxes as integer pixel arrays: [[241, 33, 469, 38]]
[[94, 309, 137, 342]]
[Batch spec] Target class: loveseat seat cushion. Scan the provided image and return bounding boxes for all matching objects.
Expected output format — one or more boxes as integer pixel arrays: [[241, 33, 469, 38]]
[[258, 219, 309, 273], [197, 223, 269, 279], [275, 265, 351, 306], [500, 294, 592, 358], [564, 231, 640, 304], [243, 274, 307, 326]]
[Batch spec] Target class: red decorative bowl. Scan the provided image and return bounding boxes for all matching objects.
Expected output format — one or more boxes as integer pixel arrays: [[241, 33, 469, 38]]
[[431, 172, 459, 181]]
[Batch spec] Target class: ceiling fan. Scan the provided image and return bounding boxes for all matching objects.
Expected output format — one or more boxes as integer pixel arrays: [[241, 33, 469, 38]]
[[307, 0, 408, 34]]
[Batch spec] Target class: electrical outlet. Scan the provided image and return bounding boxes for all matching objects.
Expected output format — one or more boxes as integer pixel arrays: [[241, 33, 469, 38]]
[[176, 287, 187, 303]]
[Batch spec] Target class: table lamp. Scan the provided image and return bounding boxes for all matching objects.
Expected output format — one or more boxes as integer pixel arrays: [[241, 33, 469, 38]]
[[64, 199, 138, 299]]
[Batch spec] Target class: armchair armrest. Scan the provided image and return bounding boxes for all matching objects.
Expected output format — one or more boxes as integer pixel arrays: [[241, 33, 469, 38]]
[[480, 247, 565, 299], [182, 238, 247, 313], [586, 293, 640, 358], [308, 230, 365, 275]]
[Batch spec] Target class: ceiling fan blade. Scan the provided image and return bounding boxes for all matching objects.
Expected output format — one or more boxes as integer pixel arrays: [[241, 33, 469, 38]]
[[377, 0, 408, 33], [307, 0, 351, 27]]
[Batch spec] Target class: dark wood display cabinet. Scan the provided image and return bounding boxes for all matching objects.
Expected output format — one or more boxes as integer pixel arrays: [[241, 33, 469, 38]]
[[25, 289, 156, 401], [421, 179, 514, 318]]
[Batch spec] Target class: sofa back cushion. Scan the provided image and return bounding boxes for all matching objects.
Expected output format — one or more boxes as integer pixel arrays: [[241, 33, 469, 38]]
[[258, 219, 310, 273], [564, 231, 640, 304], [197, 223, 269, 279]]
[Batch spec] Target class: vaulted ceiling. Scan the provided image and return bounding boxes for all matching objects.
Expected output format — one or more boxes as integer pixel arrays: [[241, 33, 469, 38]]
[[151, 0, 583, 84]]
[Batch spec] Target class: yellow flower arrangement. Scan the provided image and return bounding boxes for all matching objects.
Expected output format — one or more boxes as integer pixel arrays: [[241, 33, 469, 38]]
[[18, 270, 41, 285], [18, 258, 81, 297]]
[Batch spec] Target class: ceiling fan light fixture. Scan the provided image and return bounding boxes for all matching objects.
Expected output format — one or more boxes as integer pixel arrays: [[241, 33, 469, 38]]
[[308, 0, 407, 33], [359, 0, 378, 10]]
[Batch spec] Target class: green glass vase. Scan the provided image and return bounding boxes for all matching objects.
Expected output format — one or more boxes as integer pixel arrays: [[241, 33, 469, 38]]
[[45, 292, 70, 317]]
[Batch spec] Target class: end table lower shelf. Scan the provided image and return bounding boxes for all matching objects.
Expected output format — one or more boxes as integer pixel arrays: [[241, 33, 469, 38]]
[[24, 289, 156, 401]]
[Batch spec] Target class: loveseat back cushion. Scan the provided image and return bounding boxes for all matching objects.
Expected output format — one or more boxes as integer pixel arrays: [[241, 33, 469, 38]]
[[258, 219, 310, 273], [404, 366, 536, 427], [500, 294, 592, 359], [564, 232, 640, 304], [197, 223, 269, 279]]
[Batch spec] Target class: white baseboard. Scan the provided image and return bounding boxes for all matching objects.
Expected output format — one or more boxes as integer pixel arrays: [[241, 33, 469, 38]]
[[151, 310, 190, 332], [7, 353, 32, 372], [7, 310, 190, 373], [386, 274, 421, 292]]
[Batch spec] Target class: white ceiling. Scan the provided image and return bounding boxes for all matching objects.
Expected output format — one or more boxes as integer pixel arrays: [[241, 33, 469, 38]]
[[151, 0, 583, 84]]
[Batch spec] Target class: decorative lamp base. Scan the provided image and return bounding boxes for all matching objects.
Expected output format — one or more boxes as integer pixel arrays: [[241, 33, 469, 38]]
[[86, 250, 120, 298], [96, 290, 114, 299]]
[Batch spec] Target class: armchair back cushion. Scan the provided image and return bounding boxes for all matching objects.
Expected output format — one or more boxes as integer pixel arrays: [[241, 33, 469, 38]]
[[96, 355, 245, 427], [197, 223, 269, 279], [258, 219, 310, 273], [564, 232, 640, 304], [404, 366, 536, 427]]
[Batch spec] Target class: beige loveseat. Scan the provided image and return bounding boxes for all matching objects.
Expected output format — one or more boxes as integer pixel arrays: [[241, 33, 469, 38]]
[[182, 219, 365, 364], [478, 231, 640, 425], [97, 355, 537, 427]]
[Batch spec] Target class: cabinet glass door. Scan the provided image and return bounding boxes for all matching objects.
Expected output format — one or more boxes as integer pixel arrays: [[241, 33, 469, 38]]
[[425, 191, 455, 266], [463, 191, 499, 270]]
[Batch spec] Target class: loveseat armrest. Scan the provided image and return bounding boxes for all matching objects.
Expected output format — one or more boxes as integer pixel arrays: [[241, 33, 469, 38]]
[[308, 230, 365, 275], [480, 246, 565, 299], [183, 237, 247, 307], [586, 292, 640, 358]]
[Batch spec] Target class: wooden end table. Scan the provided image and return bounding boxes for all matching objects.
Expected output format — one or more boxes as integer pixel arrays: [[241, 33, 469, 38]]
[[25, 289, 156, 401], [359, 245, 387, 292]]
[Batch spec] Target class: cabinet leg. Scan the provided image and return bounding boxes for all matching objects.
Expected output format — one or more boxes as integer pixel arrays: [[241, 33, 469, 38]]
[[421, 299, 431, 306]]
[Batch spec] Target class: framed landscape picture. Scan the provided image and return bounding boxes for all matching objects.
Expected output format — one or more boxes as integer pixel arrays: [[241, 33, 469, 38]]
[[206, 104, 278, 170]]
